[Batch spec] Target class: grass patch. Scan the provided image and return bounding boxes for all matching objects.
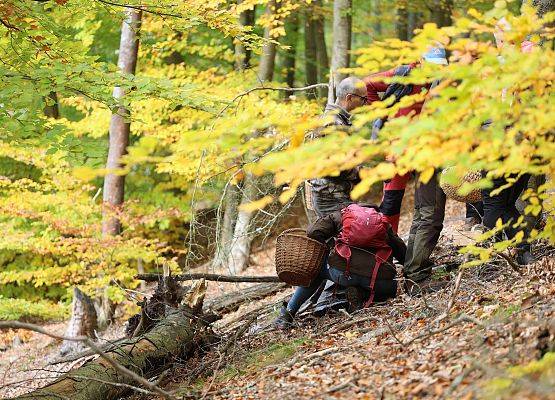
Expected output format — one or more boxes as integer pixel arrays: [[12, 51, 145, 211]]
[[492, 304, 521, 320], [183, 336, 311, 393], [0, 297, 69, 322]]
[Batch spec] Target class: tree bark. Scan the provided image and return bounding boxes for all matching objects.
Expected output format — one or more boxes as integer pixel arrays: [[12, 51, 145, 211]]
[[60, 288, 97, 356], [330, 0, 352, 84], [227, 174, 259, 274], [396, 0, 409, 40], [43, 92, 60, 119], [235, 0, 256, 70], [431, 0, 453, 28], [102, 8, 142, 236], [304, 8, 318, 99], [96, 8, 142, 330], [407, 10, 422, 39], [258, 0, 278, 82], [314, 0, 329, 98], [281, 13, 299, 96], [136, 272, 281, 283], [212, 183, 241, 268], [13, 307, 204, 400], [205, 282, 287, 315], [371, 0, 382, 38]]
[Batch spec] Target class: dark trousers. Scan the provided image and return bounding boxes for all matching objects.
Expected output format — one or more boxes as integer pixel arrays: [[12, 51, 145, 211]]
[[481, 174, 530, 248], [404, 171, 446, 283]]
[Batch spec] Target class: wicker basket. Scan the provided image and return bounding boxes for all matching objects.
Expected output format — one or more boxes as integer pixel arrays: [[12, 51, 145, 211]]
[[440, 168, 482, 203], [275, 228, 327, 287]]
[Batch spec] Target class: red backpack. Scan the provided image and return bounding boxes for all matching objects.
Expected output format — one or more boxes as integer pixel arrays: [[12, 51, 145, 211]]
[[334, 204, 393, 305]]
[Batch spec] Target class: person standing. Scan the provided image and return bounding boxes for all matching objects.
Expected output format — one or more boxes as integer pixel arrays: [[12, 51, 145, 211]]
[[363, 47, 448, 233]]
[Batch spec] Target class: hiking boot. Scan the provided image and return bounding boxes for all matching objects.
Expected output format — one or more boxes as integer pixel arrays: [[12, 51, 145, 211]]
[[403, 279, 448, 297], [274, 306, 295, 330], [345, 287, 364, 312], [516, 249, 534, 266]]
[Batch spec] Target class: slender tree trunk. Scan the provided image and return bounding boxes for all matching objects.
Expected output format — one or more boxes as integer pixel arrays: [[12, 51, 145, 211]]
[[212, 183, 241, 268], [330, 0, 352, 84], [227, 174, 258, 275], [97, 8, 142, 329], [396, 0, 409, 40], [431, 0, 453, 27], [371, 0, 382, 38], [314, 0, 329, 98], [259, 0, 278, 82], [235, 0, 256, 70], [43, 92, 60, 119], [102, 9, 142, 236], [304, 7, 318, 99], [281, 13, 299, 96]]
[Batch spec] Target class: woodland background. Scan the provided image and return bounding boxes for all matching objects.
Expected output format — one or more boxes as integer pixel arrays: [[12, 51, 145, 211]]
[[0, 0, 554, 398]]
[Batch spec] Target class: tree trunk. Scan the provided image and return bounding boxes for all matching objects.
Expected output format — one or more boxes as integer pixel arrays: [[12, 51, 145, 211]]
[[97, 8, 142, 329], [14, 307, 205, 400], [431, 0, 453, 28], [533, 0, 555, 16], [102, 8, 141, 236], [60, 288, 97, 356], [371, 0, 382, 38], [227, 174, 258, 275], [258, 0, 278, 82], [281, 13, 299, 96], [235, 0, 256, 70], [407, 10, 422, 39], [304, 8, 318, 99], [330, 0, 352, 84], [43, 92, 60, 119], [314, 0, 329, 98], [396, 0, 409, 40], [212, 183, 241, 268]]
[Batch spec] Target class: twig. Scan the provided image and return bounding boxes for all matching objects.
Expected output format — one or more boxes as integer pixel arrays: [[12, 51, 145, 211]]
[[136, 272, 281, 283], [328, 315, 380, 334], [383, 318, 406, 346], [435, 270, 464, 323], [215, 83, 329, 118], [392, 314, 484, 347], [94, 0, 182, 18], [0, 321, 178, 400], [495, 251, 524, 275]]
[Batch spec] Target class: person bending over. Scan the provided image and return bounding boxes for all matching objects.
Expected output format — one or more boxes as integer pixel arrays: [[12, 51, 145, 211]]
[[275, 204, 406, 330], [307, 77, 368, 219]]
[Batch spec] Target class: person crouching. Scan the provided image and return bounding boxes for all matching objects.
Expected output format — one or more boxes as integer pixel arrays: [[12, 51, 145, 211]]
[[274, 204, 406, 330]]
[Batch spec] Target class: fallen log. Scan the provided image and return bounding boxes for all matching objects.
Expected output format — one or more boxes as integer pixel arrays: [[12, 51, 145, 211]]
[[136, 272, 281, 283], [11, 281, 208, 400], [10, 307, 205, 400], [205, 282, 288, 315]]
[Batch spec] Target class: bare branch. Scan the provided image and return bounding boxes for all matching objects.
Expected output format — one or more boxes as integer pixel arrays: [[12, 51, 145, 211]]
[[136, 272, 281, 283]]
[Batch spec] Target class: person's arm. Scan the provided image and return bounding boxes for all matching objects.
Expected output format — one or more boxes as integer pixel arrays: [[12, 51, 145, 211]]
[[386, 225, 406, 264], [307, 212, 342, 244], [363, 68, 396, 104]]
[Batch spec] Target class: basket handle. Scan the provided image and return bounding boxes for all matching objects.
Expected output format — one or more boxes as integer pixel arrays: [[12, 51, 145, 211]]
[[279, 228, 307, 236]]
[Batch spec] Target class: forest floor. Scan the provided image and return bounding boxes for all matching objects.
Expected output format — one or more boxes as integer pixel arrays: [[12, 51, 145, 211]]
[[1, 190, 554, 399]]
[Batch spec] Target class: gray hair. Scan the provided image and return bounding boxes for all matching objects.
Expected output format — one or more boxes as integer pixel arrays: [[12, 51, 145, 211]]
[[336, 76, 366, 100]]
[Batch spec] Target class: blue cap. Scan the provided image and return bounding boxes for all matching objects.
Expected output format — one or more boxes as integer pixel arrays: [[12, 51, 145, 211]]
[[423, 46, 448, 65]]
